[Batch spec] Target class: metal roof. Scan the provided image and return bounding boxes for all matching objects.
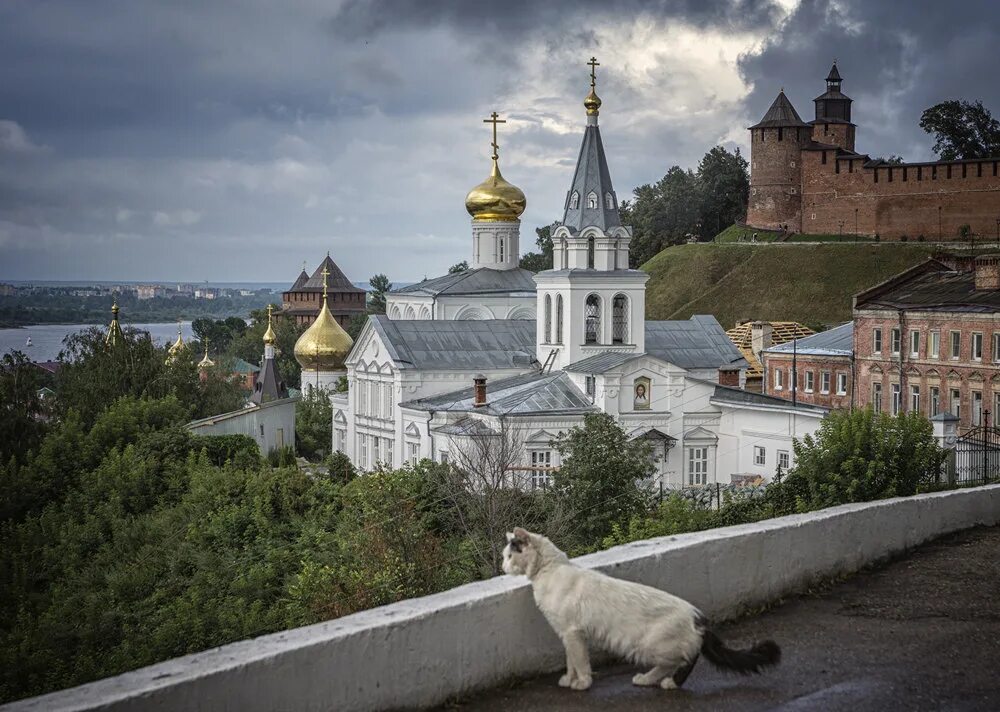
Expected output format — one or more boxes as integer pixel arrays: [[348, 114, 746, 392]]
[[565, 351, 637, 374], [710, 383, 829, 415], [402, 371, 595, 416], [431, 418, 499, 437], [855, 258, 1000, 313], [765, 322, 853, 356], [561, 122, 622, 233], [291, 255, 365, 293], [370, 315, 537, 370], [390, 267, 537, 297], [749, 91, 811, 129], [645, 316, 748, 370]]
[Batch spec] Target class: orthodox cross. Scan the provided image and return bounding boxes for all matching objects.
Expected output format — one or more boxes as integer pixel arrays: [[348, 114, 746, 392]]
[[483, 111, 505, 161], [321, 265, 330, 300], [266, 303, 274, 324], [588, 57, 600, 88]]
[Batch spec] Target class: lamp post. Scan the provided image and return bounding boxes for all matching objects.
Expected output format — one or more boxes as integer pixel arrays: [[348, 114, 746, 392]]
[[838, 220, 845, 241]]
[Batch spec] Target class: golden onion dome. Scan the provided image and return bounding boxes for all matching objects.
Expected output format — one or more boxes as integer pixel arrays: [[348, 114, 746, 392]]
[[198, 351, 214, 369], [464, 158, 526, 222], [584, 86, 602, 115], [294, 300, 353, 371], [166, 326, 186, 362], [262, 321, 277, 345]]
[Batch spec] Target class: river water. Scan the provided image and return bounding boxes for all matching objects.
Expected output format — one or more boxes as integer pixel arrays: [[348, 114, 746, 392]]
[[0, 322, 195, 362]]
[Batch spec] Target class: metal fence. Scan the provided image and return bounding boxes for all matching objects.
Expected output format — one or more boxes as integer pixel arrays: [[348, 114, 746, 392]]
[[949, 423, 1000, 487]]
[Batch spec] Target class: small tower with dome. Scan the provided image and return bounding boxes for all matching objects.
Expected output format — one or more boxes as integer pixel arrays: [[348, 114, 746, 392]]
[[105, 301, 125, 348], [294, 268, 354, 393], [166, 322, 187, 363]]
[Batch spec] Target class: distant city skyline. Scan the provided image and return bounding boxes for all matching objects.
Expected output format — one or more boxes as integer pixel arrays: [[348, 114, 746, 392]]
[[2, 0, 998, 281]]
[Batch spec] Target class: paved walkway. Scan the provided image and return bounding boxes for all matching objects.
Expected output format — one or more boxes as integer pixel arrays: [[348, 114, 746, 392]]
[[440, 526, 1000, 712]]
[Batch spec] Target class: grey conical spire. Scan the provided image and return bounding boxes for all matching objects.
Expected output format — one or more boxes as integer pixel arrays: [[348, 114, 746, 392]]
[[561, 58, 621, 233]]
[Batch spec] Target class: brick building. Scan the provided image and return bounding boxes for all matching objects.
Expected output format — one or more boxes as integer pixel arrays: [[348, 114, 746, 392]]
[[282, 254, 366, 328], [747, 62, 1000, 240], [761, 322, 854, 409], [853, 254, 1000, 430]]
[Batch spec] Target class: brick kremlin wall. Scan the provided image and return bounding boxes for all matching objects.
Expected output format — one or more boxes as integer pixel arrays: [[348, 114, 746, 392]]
[[800, 153, 1000, 240]]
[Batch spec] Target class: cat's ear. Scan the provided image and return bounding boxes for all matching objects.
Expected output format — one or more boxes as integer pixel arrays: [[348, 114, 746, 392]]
[[505, 532, 515, 543], [513, 527, 531, 543]]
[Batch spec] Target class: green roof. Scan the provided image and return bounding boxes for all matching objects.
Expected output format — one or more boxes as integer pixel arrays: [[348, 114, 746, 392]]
[[230, 358, 260, 374]]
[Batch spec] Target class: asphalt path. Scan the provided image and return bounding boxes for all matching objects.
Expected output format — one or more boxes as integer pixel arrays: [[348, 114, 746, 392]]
[[439, 526, 1000, 712]]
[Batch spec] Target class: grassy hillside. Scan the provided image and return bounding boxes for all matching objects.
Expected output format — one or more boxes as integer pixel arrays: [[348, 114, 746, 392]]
[[714, 224, 876, 244], [642, 242, 937, 329]]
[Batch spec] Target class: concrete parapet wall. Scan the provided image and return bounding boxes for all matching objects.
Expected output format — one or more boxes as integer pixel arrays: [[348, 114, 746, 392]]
[[7, 485, 1000, 712]]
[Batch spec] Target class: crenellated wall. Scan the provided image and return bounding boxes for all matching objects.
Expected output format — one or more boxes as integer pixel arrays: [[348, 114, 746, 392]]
[[799, 153, 1000, 240]]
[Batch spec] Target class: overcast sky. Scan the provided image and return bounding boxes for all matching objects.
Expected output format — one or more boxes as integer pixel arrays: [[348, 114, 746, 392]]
[[2, 0, 997, 284]]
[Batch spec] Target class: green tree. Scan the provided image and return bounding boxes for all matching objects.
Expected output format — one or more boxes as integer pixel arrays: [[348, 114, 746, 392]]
[[228, 305, 304, 389], [0, 351, 48, 464], [345, 312, 369, 341], [191, 316, 248, 353], [625, 167, 702, 267], [296, 389, 333, 461], [552, 413, 655, 551], [782, 408, 945, 511], [448, 261, 469, 274], [920, 99, 1000, 160], [697, 146, 749, 238], [873, 155, 905, 165], [368, 274, 392, 315], [519, 221, 559, 272]]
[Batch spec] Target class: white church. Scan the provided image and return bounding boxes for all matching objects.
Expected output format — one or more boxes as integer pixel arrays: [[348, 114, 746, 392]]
[[315, 61, 827, 490]]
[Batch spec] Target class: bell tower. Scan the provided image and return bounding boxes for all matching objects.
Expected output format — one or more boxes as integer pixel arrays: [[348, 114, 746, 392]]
[[810, 61, 856, 152], [534, 58, 647, 371]]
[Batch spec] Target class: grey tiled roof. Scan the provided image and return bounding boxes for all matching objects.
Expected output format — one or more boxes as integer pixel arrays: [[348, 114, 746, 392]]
[[294, 255, 365, 293], [749, 91, 811, 129], [370, 315, 537, 370], [645, 316, 748, 370], [765, 322, 853, 356], [390, 267, 537, 297], [710, 383, 829, 414], [402, 371, 595, 416], [431, 418, 499, 437], [855, 258, 1000, 313], [561, 123, 621, 233]]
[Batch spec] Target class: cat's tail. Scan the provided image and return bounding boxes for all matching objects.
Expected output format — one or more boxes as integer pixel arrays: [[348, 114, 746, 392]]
[[700, 628, 781, 675]]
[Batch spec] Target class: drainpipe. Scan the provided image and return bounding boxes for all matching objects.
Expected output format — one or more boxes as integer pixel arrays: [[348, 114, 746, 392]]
[[898, 309, 906, 412], [792, 336, 798, 407], [850, 347, 856, 411]]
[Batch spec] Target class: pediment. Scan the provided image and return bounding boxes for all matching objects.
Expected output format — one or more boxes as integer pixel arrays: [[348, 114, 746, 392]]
[[333, 410, 347, 424], [404, 422, 421, 437], [683, 425, 718, 443], [526, 429, 557, 444]]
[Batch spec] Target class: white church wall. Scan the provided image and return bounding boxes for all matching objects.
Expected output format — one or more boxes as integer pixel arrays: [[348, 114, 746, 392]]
[[186, 398, 298, 456]]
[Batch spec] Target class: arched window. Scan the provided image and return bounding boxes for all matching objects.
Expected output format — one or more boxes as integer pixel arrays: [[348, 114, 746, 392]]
[[587, 236, 595, 269], [605, 192, 614, 209], [544, 294, 552, 343], [570, 191, 579, 210], [560, 238, 568, 269], [587, 192, 598, 209], [555, 295, 564, 344], [585, 294, 601, 344], [612, 294, 628, 344]]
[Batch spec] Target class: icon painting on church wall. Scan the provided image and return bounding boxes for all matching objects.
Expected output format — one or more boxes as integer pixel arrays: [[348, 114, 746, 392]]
[[633, 376, 651, 410]]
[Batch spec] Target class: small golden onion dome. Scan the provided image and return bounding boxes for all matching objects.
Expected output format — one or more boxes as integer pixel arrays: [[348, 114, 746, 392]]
[[167, 328, 186, 361], [464, 159, 526, 222], [198, 351, 214, 369], [293, 300, 353, 371], [262, 321, 277, 345], [584, 87, 602, 115]]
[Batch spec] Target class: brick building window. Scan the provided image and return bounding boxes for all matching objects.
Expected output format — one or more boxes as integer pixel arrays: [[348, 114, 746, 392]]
[[950, 331, 961, 359], [872, 382, 883, 413], [910, 385, 920, 413], [891, 328, 901, 355], [837, 373, 848, 396], [821, 371, 831, 394], [973, 332, 983, 361], [972, 391, 983, 425], [805, 371, 815, 392], [910, 330, 920, 358], [891, 384, 901, 415], [951, 389, 961, 418], [930, 387, 940, 417], [873, 328, 883, 354], [993, 333, 1000, 362], [774, 368, 784, 390], [930, 331, 940, 359]]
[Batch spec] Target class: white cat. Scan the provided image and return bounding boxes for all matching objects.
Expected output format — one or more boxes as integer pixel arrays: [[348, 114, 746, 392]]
[[502, 527, 780, 691]]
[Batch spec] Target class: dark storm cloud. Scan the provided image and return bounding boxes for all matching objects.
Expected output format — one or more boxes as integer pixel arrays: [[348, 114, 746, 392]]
[[740, 0, 1000, 160], [330, 0, 783, 37]]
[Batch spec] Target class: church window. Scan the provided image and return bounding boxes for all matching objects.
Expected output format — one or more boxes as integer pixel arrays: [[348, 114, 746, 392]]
[[587, 192, 598, 209], [605, 193, 614, 209], [384, 382, 393, 417], [555, 295, 564, 344], [499, 237, 505, 262], [407, 441, 419, 465], [613, 240, 619, 269], [687, 447, 708, 486], [544, 294, 552, 343], [587, 237, 595, 269], [584, 294, 601, 344], [585, 375, 595, 400], [570, 191, 579, 210], [612, 294, 628, 344], [560, 239, 568, 269]]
